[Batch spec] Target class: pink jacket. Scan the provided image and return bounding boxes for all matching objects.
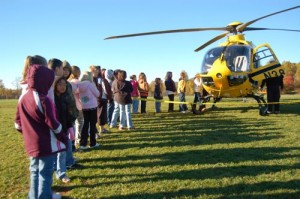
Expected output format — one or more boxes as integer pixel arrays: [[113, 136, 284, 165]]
[[130, 80, 139, 97], [77, 81, 100, 110]]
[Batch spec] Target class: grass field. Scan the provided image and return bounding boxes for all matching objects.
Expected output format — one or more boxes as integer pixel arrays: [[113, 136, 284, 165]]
[[0, 95, 300, 199]]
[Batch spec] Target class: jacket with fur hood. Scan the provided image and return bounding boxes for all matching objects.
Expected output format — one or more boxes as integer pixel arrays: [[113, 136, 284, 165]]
[[15, 65, 66, 157]]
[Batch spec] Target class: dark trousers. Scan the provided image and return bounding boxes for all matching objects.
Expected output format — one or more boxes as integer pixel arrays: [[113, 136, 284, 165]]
[[80, 108, 97, 147], [167, 94, 175, 111], [267, 86, 281, 112], [140, 96, 147, 113], [98, 99, 108, 126]]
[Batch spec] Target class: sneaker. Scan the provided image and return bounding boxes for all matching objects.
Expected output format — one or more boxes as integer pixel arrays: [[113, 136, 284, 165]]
[[127, 127, 135, 131], [78, 145, 88, 150], [61, 176, 71, 184], [274, 111, 280, 114], [118, 127, 125, 131], [267, 111, 273, 114], [101, 129, 110, 133], [52, 192, 61, 199], [90, 143, 100, 148]]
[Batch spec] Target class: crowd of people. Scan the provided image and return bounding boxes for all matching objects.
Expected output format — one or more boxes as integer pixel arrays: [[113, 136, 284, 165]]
[[15, 55, 208, 199], [14, 54, 284, 198]]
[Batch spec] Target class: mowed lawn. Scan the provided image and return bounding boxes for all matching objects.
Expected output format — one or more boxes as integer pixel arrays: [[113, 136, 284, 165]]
[[0, 95, 299, 199]]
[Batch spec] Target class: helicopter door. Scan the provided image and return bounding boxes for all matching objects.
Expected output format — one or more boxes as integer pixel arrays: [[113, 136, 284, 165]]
[[250, 44, 284, 81]]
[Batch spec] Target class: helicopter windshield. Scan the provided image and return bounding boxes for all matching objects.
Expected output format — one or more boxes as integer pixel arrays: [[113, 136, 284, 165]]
[[201, 46, 224, 73], [224, 45, 251, 72]]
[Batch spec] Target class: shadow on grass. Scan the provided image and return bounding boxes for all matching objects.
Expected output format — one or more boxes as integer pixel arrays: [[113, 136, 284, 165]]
[[58, 109, 300, 198]]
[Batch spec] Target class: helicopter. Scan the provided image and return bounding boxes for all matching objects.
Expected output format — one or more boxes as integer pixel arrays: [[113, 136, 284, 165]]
[[105, 5, 300, 115]]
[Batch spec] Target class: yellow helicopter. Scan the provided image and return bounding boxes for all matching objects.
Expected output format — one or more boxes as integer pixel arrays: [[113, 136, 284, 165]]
[[105, 5, 300, 115]]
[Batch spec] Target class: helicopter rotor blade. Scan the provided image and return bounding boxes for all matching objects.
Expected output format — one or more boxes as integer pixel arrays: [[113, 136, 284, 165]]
[[237, 5, 300, 32], [105, 27, 227, 40], [194, 32, 228, 52], [244, 27, 300, 32]]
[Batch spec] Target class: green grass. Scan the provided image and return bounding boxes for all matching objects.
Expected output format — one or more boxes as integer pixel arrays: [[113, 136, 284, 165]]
[[1, 96, 300, 199]]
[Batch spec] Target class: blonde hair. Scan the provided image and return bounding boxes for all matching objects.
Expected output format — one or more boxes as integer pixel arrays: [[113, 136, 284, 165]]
[[22, 55, 47, 81], [139, 72, 147, 82], [180, 70, 188, 80], [80, 71, 93, 82], [68, 65, 81, 80]]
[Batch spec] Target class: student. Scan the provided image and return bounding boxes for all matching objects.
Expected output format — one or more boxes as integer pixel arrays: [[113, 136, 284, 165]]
[[178, 71, 189, 113], [192, 73, 203, 113], [164, 71, 176, 112], [130, 74, 139, 114], [54, 77, 75, 183], [138, 72, 149, 113], [15, 64, 65, 199], [77, 71, 100, 149], [105, 69, 115, 126], [68, 66, 83, 145], [260, 75, 284, 114], [110, 69, 121, 128], [154, 77, 164, 113], [97, 69, 112, 133], [49, 59, 78, 170], [112, 70, 134, 130]]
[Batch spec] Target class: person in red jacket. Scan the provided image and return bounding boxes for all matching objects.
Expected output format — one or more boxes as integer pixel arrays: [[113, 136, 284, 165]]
[[15, 64, 66, 199]]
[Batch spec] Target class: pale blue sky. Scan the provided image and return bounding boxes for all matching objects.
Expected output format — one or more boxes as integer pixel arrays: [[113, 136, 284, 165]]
[[0, 0, 299, 88]]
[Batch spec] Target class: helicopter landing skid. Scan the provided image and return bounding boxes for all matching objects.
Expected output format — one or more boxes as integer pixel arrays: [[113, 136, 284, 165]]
[[247, 93, 268, 116]]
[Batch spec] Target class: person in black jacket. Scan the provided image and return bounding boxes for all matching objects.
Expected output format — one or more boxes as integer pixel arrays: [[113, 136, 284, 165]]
[[164, 71, 176, 112], [260, 75, 284, 114]]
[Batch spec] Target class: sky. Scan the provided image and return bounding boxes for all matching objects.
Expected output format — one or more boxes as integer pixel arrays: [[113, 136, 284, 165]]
[[0, 0, 299, 89]]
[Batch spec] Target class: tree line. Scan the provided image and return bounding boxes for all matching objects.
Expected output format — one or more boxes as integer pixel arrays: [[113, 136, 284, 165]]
[[1, 61, 299, 99]]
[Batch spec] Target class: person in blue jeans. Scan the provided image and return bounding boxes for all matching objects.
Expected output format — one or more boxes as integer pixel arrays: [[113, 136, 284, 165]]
[[15, 63, 66, 199], [112, 70, 134, 130]]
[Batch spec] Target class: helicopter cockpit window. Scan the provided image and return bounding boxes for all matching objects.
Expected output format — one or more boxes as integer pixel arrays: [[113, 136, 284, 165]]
[[253, 47, 276, 69], [225, 45, 251, 72], [201, 47, 224, 73]]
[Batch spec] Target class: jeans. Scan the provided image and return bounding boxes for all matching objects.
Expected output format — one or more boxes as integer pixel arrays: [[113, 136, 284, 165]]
[[55, 151, 67, 179], [132, 99, 139, 113], [28, 155, 55, 199], [110, 101, 120, 127], [66, 138, 75, 167], [75, 110, 84, 142], [120, 103, 133, 128], [179, 92, 188, 112], [107, 100, 114, 125], [155, 102, 161, 113]]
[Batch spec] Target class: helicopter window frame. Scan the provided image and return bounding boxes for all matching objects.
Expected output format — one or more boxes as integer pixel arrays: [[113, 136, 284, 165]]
[[201, 46, 225, 73], [253, 47, 276, 69], [225, 45, 251, 72]]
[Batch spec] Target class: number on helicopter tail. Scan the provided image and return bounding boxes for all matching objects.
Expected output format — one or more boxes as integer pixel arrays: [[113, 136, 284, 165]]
[[263, 69, 285, 79]]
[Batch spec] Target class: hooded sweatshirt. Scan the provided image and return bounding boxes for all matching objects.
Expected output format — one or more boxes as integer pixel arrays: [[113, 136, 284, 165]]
[[15, 65, 66, 157]]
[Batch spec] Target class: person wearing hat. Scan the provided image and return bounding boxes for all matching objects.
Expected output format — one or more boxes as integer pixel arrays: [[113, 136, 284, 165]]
[[192, 73, 203, 114]]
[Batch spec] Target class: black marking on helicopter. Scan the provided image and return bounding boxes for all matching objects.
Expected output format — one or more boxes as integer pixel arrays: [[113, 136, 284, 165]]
[[248, 63, 284, 78]]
